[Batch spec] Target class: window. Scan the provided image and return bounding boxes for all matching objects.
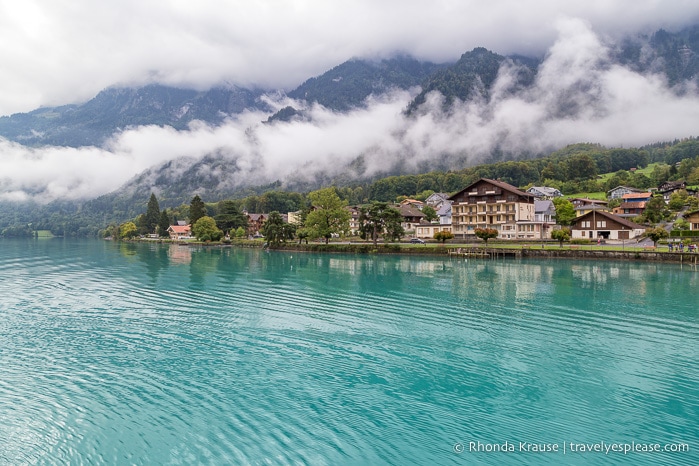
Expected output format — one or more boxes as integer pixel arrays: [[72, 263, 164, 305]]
[[597, 221, 606, 228]]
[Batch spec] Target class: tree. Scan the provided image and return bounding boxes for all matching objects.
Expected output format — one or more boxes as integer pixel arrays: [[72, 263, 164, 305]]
[[673, 218, 690, 231], [566, 154, 598, 180], [642, 195, 670, 224], [552, 198, 576, 226], [135, 214, 149, 235], [304, 188, 350, 243], [668, 189, 689, 211], [234, 226, 246, 238], [551, 227, 571, 247], [192, 216, 223, 242], [296, 227, 311, 244], [421, 205, 438, 222], [261, 211, 296, 246], [145, 193, 160, 234], [433, 230, 454, 243], [214, 200, 248, 235], [158, 210, 171, 237], [119, 222, 138, 239], [644, 227, 669, 247], [358, 202, 405, 246], [474, 227, 499, 246], [189, 195, 208, 226]]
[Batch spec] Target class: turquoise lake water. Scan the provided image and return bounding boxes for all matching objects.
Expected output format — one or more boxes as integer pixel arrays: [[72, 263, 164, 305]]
[[0, 239, 697, 465]]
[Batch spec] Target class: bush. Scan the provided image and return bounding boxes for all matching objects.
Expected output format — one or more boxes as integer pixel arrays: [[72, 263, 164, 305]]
[[570, 238, 591, 244], [671, 230, 699, 238]]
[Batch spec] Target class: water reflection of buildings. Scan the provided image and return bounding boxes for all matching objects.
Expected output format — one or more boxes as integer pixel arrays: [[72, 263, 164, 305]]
[[168, 245, 192, 265], [327, 257, 457, 276]]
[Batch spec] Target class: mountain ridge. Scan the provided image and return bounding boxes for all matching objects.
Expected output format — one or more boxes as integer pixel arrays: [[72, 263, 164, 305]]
[[2, 24, 698, 149]]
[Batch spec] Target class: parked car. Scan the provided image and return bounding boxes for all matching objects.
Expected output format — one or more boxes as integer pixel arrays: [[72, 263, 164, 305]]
[[410, 238, 426, 244]]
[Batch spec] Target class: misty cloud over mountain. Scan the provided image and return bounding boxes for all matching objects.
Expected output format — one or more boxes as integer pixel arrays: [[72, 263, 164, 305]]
[[1, 19, 699, 203]]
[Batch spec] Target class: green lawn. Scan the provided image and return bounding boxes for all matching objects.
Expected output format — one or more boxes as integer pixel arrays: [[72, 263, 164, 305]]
[[563, 192, 606, 200], [597, 162, 667, 182]]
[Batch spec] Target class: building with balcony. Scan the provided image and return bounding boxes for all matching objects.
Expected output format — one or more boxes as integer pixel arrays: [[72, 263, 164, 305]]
[[448, 178, 537, 240]]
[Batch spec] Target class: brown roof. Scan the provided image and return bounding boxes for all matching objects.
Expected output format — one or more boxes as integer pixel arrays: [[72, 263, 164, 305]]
[[448, 178, 535, 201], [619, 201, 647, 209], [168, 225, 191, 234], [574, 210, 644, 230], [396, 204, 425, 218], [622, 192, 652, 200]]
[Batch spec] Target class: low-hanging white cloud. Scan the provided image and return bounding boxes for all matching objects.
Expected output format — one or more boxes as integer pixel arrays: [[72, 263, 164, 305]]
[[2, 18, 699, 204]]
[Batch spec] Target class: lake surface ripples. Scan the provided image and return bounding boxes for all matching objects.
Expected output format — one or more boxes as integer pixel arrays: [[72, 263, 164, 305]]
[[0, 239, 697, 465]]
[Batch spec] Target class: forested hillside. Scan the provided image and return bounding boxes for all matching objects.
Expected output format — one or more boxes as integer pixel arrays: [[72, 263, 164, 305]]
[[3, 138, 698, 238]]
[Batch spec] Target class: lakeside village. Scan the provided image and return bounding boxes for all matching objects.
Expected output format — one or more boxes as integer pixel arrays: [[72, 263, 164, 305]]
[[114, 177, 699, 256]]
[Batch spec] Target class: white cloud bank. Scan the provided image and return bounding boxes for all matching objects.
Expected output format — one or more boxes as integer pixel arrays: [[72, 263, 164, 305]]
[[1, 18, 699, 203]]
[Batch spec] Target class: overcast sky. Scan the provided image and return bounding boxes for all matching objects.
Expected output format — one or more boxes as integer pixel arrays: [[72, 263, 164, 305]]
[[2, 0, 699, 115], [2, 1, 699, 203]]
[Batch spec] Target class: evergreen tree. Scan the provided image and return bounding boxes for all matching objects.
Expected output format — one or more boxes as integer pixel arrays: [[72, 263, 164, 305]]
[[145, 193, 160, 234], [261, 211, 296, 246], [189, 195, 207, 226], [158, 210, 171, 237], [358, 202, 404, 246], [214, 200, 248, 235]]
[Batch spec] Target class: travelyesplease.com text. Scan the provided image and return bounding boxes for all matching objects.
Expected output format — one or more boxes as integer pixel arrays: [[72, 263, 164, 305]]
[[453, 440, 690, 455]]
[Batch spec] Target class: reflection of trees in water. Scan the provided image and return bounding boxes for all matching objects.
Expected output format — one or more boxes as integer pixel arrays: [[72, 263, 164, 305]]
[[188, 247, 222, 289], [116, 242, 170, 285]]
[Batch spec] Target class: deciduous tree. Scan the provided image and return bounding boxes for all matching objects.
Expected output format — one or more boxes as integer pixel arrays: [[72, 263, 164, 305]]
[[433, 231, 454, 243], [304, 188, 350, 243], [642, 195, 670, 224], [644, 227, 669, 247], [119, 222, 138, 239], [552, 198, 576, 226], [474, 227, 498, 246], [551, 227, 571, 247], [421, 205, 438, 222], [192, 216, 223, 242]]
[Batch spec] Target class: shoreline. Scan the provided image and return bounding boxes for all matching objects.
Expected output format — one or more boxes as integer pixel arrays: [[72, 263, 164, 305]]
[[144, 238, 699, 265], [269, 242, 699, 264]]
